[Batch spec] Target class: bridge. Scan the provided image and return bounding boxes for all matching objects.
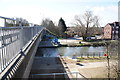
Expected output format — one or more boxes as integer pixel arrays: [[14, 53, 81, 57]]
[[0, 26, 87, 79], [0, 16, 69, 79], [0, 16, 88, 79], [0, 16, 67, 79], [0, 25, 46, 79]]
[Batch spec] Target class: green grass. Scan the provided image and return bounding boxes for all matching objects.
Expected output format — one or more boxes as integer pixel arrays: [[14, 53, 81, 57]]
[[76, 57, 106, 62]]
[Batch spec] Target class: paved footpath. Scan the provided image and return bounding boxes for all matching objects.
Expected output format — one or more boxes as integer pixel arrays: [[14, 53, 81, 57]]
[[60, 56, 88, 80]]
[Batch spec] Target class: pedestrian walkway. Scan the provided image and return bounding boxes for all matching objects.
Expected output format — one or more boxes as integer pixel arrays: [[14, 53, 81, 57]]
[[59, 56, 88, 79]]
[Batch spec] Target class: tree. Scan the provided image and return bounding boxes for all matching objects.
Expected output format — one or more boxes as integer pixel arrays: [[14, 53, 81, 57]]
[[74, 11, 100, 39], [41, 18, 50, 27], [41, 18, 59, 36], [15, 18, 29, 26], [6, 19, 15, 27], [47, 20, 56, 33], [41, 18, 55, 31], [58, 18, 67, 37], [75, 26, 86, 37], [5, 17, 29, 27]]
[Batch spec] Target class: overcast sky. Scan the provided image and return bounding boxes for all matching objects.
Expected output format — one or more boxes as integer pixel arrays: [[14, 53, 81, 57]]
[[0, 0, 119, 27]]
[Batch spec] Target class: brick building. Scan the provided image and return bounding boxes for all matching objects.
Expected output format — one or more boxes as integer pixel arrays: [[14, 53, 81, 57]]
[[104, 22, 120, 40]]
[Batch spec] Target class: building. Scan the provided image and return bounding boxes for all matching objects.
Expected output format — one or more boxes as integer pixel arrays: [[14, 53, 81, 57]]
[[118, 1, 120, 22], [104, 22, 120, 40], [66, 27, 82, 37]]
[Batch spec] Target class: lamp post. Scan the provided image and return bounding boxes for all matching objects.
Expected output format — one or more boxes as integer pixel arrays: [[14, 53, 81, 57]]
[[106, 42, 110, 79], [118, 40, 120, 79]]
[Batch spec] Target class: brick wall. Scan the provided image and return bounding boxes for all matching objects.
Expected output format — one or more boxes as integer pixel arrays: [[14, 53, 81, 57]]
[[104, 24, 112, 39]]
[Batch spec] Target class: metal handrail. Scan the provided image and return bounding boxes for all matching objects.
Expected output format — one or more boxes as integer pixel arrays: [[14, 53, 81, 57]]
[[32, 72, 79, 76], [32, 72, 79, 79], [32, 72, 88, 80], [0, 26, 44, 79], [0, 16, 16, 21], [0, 26, 43, 73]]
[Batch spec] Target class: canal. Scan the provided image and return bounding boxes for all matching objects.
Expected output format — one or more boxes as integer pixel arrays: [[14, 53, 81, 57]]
[[35, 46, 106, 57]]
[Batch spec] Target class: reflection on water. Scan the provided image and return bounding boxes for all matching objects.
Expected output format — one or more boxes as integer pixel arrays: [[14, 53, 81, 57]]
[[58, 47, 106, 57], [36, 46, 106, 57]]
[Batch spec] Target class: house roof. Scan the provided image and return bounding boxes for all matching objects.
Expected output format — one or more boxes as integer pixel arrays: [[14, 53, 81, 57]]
[[109, 23, 114, 27], [107, 22, 120, 27]]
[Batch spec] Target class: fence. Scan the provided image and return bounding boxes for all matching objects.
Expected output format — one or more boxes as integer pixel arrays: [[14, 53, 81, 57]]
[[76, 52, 104, 58], [62, 52, 105, 59], [0, 26, 43, 73], [31, 72, 88, 80]]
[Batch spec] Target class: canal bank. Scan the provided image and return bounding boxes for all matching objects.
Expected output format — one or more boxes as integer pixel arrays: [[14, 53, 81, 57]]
[[29, 46, 106, 79], [29, 54, 110, 79], [29, 40, 118, 79], [58, 39, 117, 47], [60, 56, 118, 78]]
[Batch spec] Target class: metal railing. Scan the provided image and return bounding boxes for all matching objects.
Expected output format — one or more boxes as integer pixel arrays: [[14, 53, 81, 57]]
[[0, 26, 43, 73], [76, 52, 105, 58], [31, 72, 80, 79]]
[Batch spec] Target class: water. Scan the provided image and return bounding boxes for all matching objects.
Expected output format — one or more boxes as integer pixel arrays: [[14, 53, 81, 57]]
[[36, 46, 106, 57]]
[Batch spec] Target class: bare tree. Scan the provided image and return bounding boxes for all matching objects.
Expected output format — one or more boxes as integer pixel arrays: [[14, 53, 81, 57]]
[[41, 18, 50, 27], [41, 18, 59, 36], [74, 11, 100, 39], [15, 18, 29, 26]]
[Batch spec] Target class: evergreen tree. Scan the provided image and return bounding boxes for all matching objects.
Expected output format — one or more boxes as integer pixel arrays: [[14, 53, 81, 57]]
[[58, 18, 67, 37]]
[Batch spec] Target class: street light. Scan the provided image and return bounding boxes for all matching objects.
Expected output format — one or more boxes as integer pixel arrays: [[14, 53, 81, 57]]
[[105, 42, 110, 79]]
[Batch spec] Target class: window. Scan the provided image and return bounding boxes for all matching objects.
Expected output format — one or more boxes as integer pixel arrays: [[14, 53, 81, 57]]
[[116, 31, 118, 33], [112, 31, 114, 34], [116, 26, 119, 29]]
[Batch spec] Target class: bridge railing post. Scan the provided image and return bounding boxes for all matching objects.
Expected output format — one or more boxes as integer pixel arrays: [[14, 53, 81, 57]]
[[0, 28, 3, 72]]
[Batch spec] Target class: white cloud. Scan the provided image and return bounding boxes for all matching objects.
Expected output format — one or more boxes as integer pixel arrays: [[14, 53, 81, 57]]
[[0, 0, 119, 26], [92, 6, 118, 26]]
